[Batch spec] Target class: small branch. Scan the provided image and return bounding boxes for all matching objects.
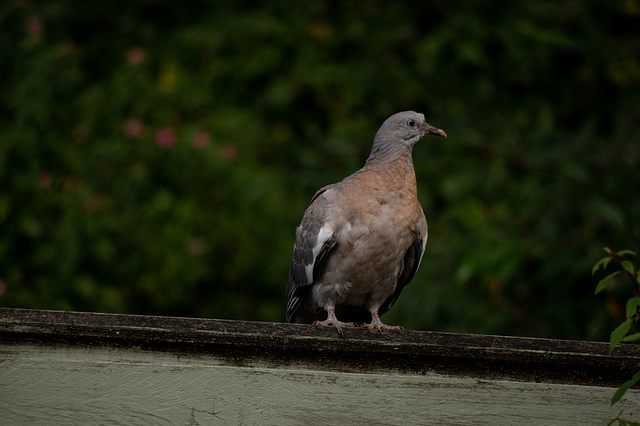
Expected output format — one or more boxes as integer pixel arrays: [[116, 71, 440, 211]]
[[627, 271, 640, 298]]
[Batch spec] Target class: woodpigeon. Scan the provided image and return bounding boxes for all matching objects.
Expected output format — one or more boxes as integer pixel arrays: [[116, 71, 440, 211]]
[[286, 111, 446, 335]]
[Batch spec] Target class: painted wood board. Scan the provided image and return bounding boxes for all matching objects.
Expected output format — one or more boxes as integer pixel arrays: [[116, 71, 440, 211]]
[[1, 344, 638, 425], [1, 308, 639, 424]]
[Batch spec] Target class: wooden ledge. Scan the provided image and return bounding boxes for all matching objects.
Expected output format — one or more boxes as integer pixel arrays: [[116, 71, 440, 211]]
[[1, 307, 637, 387]]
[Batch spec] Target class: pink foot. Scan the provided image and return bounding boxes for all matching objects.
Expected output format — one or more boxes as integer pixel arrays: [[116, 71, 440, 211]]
[[313, 308, 357, 336], [361, 311, 404, 331]]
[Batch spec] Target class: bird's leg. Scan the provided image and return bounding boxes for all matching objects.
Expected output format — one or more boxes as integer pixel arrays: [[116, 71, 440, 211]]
[[313, 307, 357, 336], [361, 311, 404, 331]]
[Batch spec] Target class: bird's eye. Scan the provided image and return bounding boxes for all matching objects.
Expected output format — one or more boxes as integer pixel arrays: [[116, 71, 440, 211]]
[[407, 119, 416, 127]]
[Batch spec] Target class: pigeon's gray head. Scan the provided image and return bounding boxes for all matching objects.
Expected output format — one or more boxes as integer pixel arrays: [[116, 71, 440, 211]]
[[368, 111, 446, 163], [377, 111, 446, 146]]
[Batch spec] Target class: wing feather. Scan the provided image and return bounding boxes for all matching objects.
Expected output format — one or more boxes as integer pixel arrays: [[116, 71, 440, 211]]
[[285, 186, 338, 322], [379, 230, 425, 316]]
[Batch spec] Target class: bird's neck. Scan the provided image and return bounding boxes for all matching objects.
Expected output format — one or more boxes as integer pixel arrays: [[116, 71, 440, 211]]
[[365, 137, 414, 168], [363, 149, 418, 197]]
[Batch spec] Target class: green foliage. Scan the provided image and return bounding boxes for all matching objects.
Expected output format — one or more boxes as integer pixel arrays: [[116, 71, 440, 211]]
[[612, 371, 640, 407], [608, 409, 640, 426], [593, 248, 640, 422], [597, 271, 623, 296], [593, 248, 640, 352], [1, 2, 639, 340]]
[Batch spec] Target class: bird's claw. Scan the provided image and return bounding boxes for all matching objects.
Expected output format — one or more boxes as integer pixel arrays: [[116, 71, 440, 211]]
[[313, 319, 357, 336], [361, 322, 404, 332]]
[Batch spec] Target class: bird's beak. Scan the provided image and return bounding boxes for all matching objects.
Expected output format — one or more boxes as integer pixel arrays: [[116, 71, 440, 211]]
[[422, 123, 447, 138]]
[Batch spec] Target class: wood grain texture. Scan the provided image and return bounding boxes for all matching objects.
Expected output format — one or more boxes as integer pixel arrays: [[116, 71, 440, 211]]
[[1, 308, 639, 424]]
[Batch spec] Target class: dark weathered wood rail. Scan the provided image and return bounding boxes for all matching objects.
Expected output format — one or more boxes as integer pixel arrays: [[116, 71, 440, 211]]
[[1, 308, 639, 424]]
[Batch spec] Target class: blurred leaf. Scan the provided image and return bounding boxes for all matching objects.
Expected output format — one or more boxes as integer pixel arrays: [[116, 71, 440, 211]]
[[610, 319, 633, 353], [625, 297, 640, 319], [621, 261, 635, 275], [621, 332, 640, 343], [593, 256, 612, 275], [611, 370, 640, 405], [596, 271, 621, 295]]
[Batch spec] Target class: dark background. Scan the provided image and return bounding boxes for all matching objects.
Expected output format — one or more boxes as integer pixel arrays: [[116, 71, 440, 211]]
[[2, 1, 639, 341]]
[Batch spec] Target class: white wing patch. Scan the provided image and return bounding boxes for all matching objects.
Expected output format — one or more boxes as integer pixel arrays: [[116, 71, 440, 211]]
[[305, 225, 334, 283]]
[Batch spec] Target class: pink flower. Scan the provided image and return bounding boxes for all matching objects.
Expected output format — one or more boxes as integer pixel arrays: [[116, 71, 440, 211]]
[[26, 17, 42, 37], [188, 238, 206, 256], [85, 197, 105, 215], [73, 125, 91, 143], [38, 172, 52, 188], [192, 131, 211, 149], [124, 119, 144, 138], [126, 47, 146, 65], [220, 143, 239, 161], [155, 127, 176, 149]]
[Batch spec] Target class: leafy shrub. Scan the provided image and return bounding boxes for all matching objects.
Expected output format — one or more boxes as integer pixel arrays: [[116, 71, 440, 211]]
[[593, 248, 640, 425], [1, 2, 639, 339]]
